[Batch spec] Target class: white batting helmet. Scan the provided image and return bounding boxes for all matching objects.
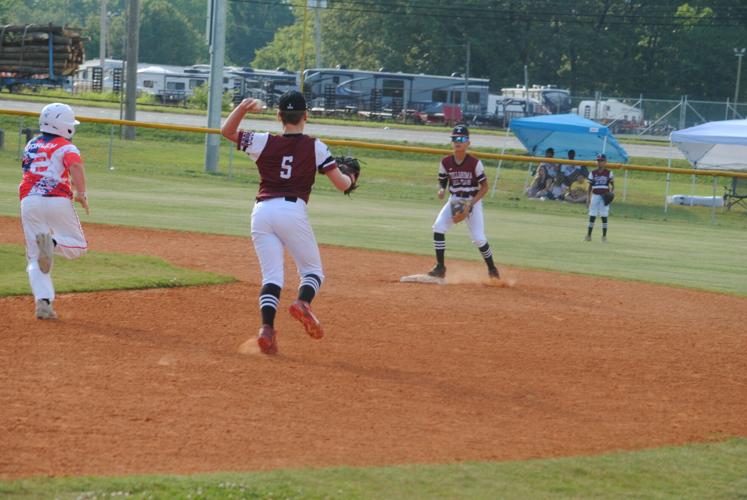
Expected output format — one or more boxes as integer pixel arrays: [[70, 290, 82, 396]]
[[39, 103, 80, 139]]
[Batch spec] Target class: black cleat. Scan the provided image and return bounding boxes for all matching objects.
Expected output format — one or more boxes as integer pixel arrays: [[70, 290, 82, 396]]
[[488, 267, 500, 279], [427, 264, 446, 278]]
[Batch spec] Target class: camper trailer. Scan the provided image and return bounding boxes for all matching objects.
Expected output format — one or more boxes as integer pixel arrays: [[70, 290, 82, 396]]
[[301, 68, 490, 117], [74, 59, 297, 104], [487, 93, 546, 125], [576, 98, 643, 132], [500, 85, 572, 115], [577, 98, 643, 122]]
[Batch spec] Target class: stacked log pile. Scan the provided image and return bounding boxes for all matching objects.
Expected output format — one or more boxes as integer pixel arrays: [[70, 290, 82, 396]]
[[0, 24, 86, 77]]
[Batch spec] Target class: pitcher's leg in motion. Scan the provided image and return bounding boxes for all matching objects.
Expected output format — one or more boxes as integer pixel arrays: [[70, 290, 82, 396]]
[[278, 205, 325, 340], [289, 273, 324, 339], [251, 215, 284, 354]]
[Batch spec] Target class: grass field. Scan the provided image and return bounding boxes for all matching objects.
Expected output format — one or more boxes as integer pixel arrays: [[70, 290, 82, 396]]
[[1, 439, 745, 499], [1, 117, 746, 296], [0, 244, 234, 297], [1, 112, 745, 497]]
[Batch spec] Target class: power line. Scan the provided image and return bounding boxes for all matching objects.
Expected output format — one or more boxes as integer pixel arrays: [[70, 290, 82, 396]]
[[228, 0, 747, 27]]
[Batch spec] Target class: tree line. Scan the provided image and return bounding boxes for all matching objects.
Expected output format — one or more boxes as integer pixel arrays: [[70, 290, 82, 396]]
[[2, 0, 746, 100]]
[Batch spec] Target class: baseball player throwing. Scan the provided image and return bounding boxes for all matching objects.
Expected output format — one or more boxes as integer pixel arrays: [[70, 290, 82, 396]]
[[585, 154, 615, 242], [221, 91, 357, 355], [19, 103, 89, 319], [427, 124, 500, 280]]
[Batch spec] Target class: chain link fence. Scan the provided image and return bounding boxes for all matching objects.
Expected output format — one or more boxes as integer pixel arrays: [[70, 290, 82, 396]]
[[571, 94, 743, 137]]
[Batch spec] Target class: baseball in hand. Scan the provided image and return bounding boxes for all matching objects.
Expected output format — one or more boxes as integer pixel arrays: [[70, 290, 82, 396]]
[[253, 99, 266, 111]]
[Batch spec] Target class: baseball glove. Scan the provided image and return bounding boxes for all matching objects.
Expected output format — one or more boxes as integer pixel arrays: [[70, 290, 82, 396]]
[[602, 191, 615, 206], [450, 198, 472, 223], [335, 156, 361, 195]]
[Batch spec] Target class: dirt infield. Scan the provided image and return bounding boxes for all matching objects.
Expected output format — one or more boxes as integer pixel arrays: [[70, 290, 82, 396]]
[[1, 215, 746, 478]]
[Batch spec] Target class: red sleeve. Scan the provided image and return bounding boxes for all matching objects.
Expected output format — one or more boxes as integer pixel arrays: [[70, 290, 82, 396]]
[[62, 150, 82, 168]]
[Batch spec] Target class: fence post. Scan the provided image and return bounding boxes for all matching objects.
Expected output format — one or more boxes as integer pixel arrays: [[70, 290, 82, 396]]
[[678, 95, 687, 130], [17, 116, 24, 160], [227, 138, 234, 179], [711, 177, 717, 224], [690, 174, 696, 206], [622, 169, 629, 202], [107, 124, 115, 170], [523, 163, 532, 193]]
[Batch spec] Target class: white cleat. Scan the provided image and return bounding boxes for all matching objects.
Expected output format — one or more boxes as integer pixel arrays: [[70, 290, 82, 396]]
[[35, 299, 58, 320], [35, 233, 54, 273]]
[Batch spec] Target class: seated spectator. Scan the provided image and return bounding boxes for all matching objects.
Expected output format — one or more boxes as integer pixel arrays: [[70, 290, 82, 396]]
[[541, 174, 569, 201], [564, 176, 588, 203], [560, 149, 582, 186], [526, 147, 555, 198]]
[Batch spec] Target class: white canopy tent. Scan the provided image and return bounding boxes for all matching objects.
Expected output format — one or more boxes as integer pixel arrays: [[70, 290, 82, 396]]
[[670, 119, 747, 171], [668, 119, 747, 216]]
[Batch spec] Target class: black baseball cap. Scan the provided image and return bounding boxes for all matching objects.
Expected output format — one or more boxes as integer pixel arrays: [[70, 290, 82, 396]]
[[278, 90, 307, 111], [451, 124, 469, 137], [596, 153, 607, 161]]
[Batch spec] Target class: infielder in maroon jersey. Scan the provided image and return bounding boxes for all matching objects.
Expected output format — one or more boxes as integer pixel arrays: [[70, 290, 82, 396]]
[[427, 124, 500, 280], [221, 91, 356, 355], [19, 103, 90, 320], [585, 154, 615, 242]]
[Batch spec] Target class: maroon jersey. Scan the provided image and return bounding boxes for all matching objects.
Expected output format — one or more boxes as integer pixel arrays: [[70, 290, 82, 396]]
[[438, 154, 486, 197], [588, 168, 614, 194], [238, 131, 336, 203]]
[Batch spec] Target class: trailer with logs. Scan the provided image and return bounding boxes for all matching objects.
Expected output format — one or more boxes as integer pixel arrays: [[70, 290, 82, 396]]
[[0, 24, 85, 92]]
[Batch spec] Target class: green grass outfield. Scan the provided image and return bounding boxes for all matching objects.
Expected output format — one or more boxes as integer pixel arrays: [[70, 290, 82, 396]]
[[1, 439, 745, 499], [0, 244, 234, 297], [1, 123, 745, 296], [1, 117, 745, 495]]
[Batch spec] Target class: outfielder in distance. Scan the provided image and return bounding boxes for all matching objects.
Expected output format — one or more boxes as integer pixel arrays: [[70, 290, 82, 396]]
[[19, 103, 90, 319], [585, 153, 615, 243], [426, 124, 500, 280], [221, 91, 359, 355]]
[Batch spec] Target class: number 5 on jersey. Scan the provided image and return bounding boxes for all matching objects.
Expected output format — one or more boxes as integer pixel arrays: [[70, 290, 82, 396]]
[[281, 155, 293, 179]]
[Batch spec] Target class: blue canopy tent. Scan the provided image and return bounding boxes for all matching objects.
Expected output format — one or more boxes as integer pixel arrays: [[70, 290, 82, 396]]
[[491, 113, 629, 197], [510, 114, 629, 162]]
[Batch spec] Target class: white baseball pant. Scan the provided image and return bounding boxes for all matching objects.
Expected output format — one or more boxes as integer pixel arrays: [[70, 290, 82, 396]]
[[20, 196, 87, 301], [251, 197, 324, 288], [432, 195, 488, 247], [588, 193, 610, 217]]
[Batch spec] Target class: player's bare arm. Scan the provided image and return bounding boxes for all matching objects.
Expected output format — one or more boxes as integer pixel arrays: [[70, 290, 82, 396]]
[[221, 98, 263, 143], [470, 179, 489, 207], [326, 166, 354, 193], [69, 162, 89, 215]]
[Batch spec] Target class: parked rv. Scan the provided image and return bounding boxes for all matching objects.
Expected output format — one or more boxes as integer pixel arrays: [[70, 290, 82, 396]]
[[487, 93, 546, 126], [500, 85, 572, 115], [576, 98, 643, 133], [74, 59, 298, 104], [301, 67, 490, 117]]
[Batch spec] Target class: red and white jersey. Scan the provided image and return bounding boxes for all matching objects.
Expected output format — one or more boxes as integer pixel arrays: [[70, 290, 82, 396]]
[[19, 134, 82, 200], [439, 154, 486, 198], [237, 130, 336, 203], [588, 168, 614, 194]]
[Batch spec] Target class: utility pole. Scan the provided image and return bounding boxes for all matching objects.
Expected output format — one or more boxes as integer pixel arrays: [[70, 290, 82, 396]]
[[99, 0, 107, 64], [734, 48, 745, 119], [123, 0, 139, 140], [204, 0, 227, 173], [312, 0, 325, 67], [461, 41, 470, 116]]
